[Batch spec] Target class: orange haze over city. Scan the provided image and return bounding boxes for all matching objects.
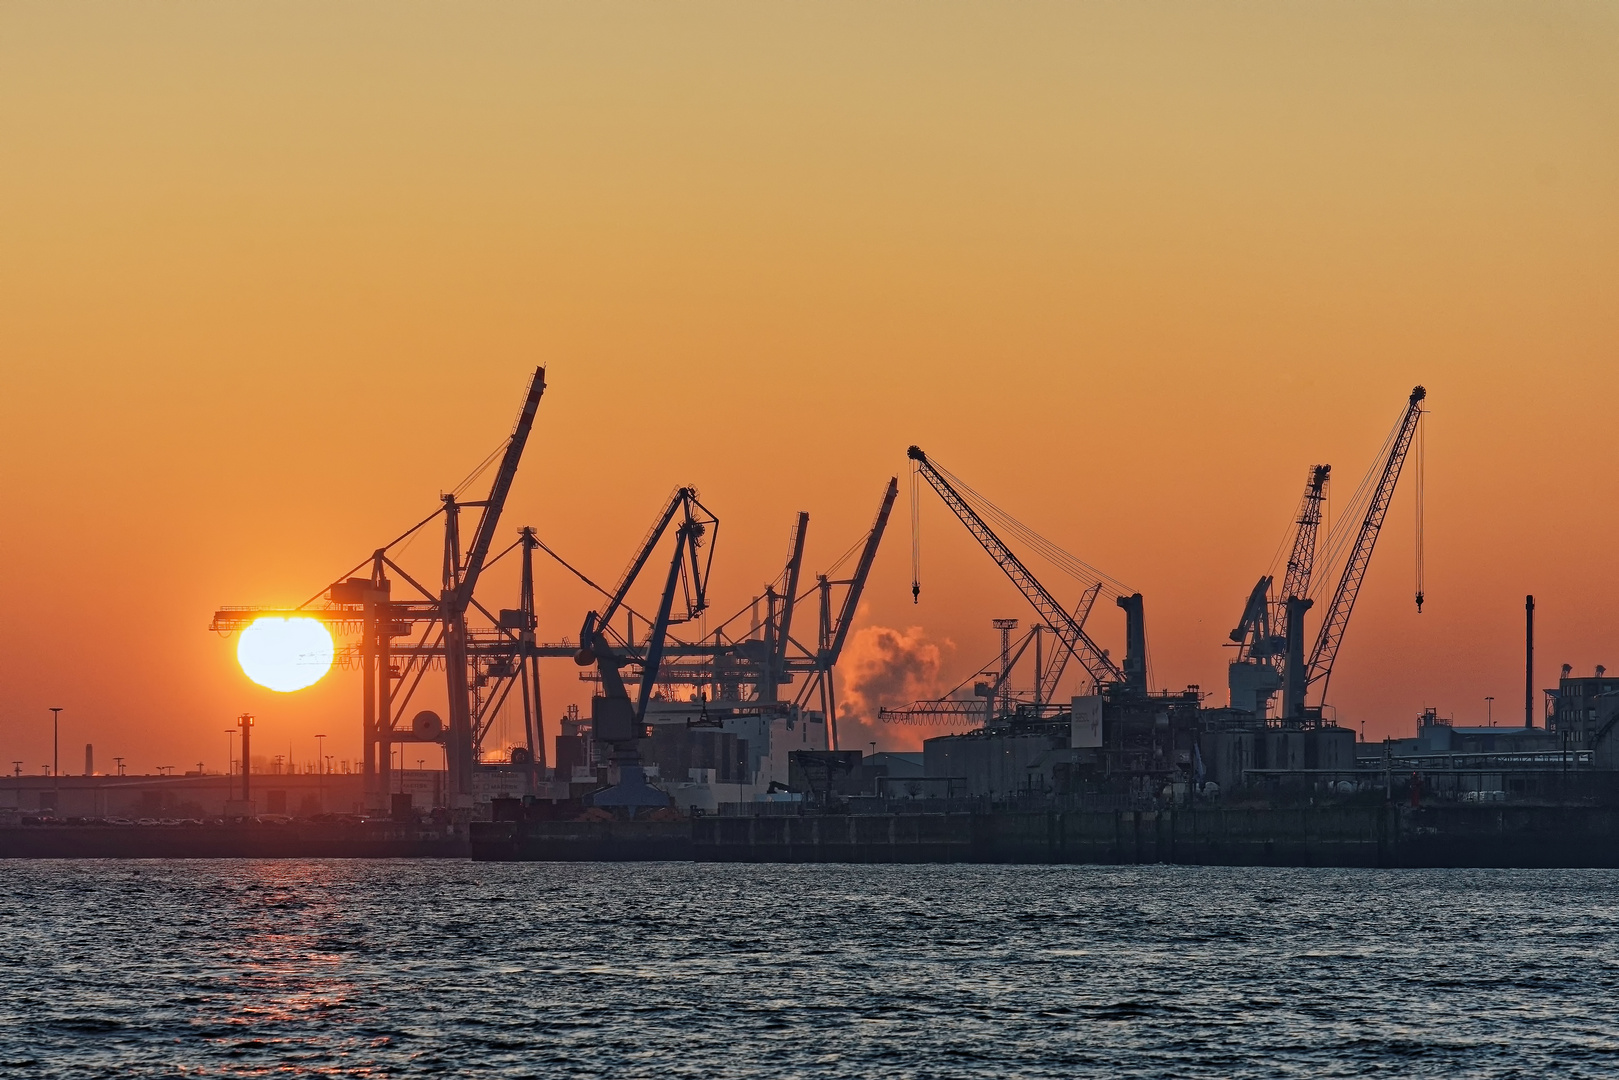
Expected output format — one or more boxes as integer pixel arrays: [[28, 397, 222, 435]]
[[1, 3, 1616, 773]]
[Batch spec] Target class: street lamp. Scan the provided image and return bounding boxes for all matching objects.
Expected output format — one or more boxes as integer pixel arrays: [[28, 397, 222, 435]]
[[1486, 696, 1495, 726], [315, 734, 327, 814], [49, 708, 62, 777]]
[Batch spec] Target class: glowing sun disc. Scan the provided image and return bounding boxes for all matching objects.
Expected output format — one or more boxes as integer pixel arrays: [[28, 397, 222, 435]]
[[238, 617, 335, 692]]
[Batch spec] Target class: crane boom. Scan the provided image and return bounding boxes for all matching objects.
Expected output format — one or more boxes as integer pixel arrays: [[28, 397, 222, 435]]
[[824, 477, 899, 664], [1305, 386, 1426, 705], [577, 487, 715, 658], [908, 446, 1124, 687], [1229, 575, 1274, 663], [453, 368, 548, 608], [594, 487, 693, 639], [1274, 464, 1330, 640], [1038, 583, 1103, 701], [443, 367, 547, 805], [773, 512, 810, 678]]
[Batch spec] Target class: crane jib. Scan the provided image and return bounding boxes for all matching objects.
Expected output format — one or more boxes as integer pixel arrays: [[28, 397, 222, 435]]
[[1305, 386, 1427, 706], [906, 446, 1125, 688]]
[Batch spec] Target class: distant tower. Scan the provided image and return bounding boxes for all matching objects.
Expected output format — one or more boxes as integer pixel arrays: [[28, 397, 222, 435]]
[[992, 618, 1019, 715], [1525, 595, 1534, 728], [84, 743, 93, 777]]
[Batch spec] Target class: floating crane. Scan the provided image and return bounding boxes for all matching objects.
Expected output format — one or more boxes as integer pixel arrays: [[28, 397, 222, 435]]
[[907, 446, 1142, 695]]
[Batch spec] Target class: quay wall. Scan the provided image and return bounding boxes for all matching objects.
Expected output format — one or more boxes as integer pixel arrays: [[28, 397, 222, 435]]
[[0, 822, 468, 859], [479, 805, 1619, 867]]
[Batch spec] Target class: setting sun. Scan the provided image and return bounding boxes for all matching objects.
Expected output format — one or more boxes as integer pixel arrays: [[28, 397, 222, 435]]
[[237, 617, 335, 693]]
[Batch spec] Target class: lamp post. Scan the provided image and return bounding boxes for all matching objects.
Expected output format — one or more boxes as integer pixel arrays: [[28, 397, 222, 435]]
[[224, 731, 235, 800], [49, 707, 62, 812], [1486, 696, 1495, 726], [237, 713, 254, 806]]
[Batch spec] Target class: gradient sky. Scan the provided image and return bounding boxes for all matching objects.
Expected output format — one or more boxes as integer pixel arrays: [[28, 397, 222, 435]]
[[2, 2, 1616, 770]]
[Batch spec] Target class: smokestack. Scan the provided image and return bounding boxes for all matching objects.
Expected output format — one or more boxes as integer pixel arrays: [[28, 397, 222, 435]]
[[84, 743, 93, 777], [1525, 595, 1535, 728]]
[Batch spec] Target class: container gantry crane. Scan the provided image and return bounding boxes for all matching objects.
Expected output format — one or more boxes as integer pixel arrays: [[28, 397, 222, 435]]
[[211, 368, 549, 811]]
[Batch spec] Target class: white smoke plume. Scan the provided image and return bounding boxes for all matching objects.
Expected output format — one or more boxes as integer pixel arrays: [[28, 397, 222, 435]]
[[836, 625, 949, 751]]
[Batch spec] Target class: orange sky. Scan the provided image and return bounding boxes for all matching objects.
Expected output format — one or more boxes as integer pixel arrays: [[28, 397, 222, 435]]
[[1, 2, 1616, 770]]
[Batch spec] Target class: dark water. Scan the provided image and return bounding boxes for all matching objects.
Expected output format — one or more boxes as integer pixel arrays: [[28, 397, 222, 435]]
[[3, 862, 1618, 1077]]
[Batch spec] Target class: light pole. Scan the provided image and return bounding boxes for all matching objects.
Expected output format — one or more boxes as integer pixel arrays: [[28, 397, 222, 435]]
[[49, 707, 62, 811], [224, 730, 235, 800], [315, 735, 326, 775], [1486, 696, 1495, 726], [237, 713, 254, 806]]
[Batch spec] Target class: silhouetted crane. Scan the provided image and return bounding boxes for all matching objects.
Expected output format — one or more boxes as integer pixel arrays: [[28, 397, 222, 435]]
[[1301, 386, 1426, 714], [907, 446, 1139, 694]]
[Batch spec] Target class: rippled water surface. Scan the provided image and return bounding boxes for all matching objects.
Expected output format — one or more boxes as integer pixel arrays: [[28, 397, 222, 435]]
[[4, 861, 1619, 1077]]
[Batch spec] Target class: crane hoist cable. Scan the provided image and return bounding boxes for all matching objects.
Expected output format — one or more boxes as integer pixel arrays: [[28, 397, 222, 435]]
[[1304, 385, 1426, 707], [907, 446, 1131, 691], [909, 454, 1132, 601], [910, 460, 922, 602], [1414, 407, 1426, 613]]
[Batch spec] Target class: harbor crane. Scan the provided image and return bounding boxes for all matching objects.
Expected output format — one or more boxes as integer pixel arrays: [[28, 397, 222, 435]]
[[1228, 464, 1329, 718], [1229, 386, 1426, 724], [801, 476, 900, 747], [439, 369, 548, 800], [574, 487, 717, 807], [906, 446, 1144, 696], [557, 477, 898, 751], [212, 368, 550, 810], [1301, 386, 1426, 714]]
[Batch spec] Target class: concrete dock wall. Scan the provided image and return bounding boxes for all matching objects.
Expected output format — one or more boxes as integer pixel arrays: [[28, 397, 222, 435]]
[[480, 805, 1619, 867]]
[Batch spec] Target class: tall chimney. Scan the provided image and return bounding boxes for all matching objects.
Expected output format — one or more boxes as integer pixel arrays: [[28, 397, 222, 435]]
[[1525, 594, 1535, 728], [84, 743, 93, 777]]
